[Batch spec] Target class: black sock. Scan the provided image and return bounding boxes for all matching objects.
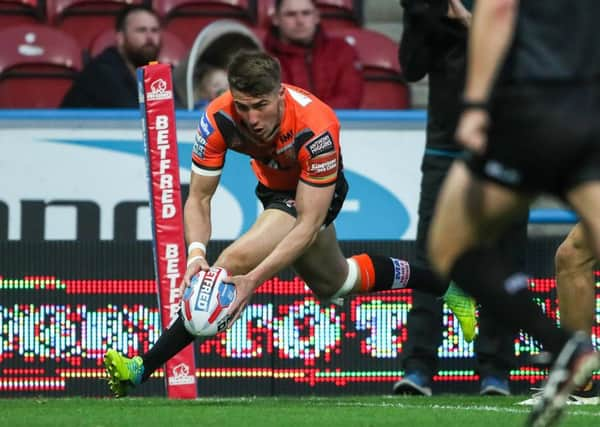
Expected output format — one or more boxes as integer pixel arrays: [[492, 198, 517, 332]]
[[141, 314, 195, 382], [370, 255, 448, 296], [451, 247, 569, 355]]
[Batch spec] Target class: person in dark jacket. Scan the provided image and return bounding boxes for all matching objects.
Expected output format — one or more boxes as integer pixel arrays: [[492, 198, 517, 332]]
[[264, 0, 363, 109], [61, 5, 161, 108], [393, 0, 526, 397]]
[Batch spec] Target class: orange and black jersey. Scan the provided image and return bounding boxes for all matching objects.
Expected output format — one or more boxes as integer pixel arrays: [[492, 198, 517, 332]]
[[191, 84, 342, 191]]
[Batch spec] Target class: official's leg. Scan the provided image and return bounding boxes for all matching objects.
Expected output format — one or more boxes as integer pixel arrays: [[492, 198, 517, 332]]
[[477, 210, 527, 395], [395, 153, 450, 395]]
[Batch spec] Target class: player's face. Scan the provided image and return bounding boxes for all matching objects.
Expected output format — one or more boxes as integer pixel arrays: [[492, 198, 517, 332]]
[[274, 0, 319, 45], [232, 86, 285, 141], [119, 10, 161, 67]]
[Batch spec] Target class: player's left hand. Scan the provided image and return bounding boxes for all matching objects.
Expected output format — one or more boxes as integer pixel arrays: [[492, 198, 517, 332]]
[[456, 109, 489, 154], [225, 274, 258, 327]]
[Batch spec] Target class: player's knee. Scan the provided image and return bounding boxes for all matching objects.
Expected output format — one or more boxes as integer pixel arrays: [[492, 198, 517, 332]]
[[214, 246, 253, 275], [555, 231, 592, 272]]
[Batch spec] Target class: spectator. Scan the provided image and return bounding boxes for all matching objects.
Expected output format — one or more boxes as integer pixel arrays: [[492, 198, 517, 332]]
[[264, 0, 363, 109], [192, 63, 229, 109], [61, 5, 161, 108]]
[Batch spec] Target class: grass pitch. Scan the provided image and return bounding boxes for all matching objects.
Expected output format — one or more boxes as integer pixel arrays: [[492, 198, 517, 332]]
[[0, 395, 598, 427]]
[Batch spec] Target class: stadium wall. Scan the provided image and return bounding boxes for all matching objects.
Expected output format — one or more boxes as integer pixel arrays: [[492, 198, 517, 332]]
[[0, 111, 590, 397]]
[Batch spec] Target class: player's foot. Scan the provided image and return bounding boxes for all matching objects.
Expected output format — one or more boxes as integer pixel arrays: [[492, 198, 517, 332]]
[[443, 281, 477, 342], [104, 349, 144, 398], [526, 332, 600, 427], [518, 381, 599, 406], [392, 371, 432, 396], [480, 376, 511, 396]]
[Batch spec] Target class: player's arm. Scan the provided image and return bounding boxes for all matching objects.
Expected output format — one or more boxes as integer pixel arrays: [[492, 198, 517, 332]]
[[463, 0, 518, 103], [457, 0, 519, 153], [182, 172, 220, 285], [182, 111, 226, 285]]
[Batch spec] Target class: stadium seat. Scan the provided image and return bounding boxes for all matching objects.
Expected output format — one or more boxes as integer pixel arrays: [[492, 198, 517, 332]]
[[0, 24, 82, 108], [256, 0, 361, 28], [329, 27, 410, 109], [153, 0, 254, 49], [46, 0, 144, 52], [0, 0, 44, 27], [89, 27, 187, 66]]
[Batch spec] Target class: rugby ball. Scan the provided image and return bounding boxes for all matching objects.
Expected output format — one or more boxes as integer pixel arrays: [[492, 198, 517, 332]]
[[181, 267, 236, 336]]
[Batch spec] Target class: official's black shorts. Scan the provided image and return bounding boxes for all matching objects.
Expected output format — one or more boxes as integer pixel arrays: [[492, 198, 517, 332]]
[[255, 172, 348, 227], [466, 81, 600, 198]]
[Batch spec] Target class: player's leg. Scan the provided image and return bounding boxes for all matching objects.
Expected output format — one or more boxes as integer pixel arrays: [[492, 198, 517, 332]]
[[428, 161, 571, 354], [105, 208, 296, 397], [555, 222, 596, 334]]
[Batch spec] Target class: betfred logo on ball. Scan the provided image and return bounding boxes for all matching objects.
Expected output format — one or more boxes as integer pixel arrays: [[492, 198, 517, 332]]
[[182, 267, 236, 336]]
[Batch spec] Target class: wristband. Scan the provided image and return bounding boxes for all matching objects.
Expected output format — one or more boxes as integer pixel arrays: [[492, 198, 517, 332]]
[[186, 255, 204, 267], [188, 241, 207, 255], [461, 99, 490, 112]]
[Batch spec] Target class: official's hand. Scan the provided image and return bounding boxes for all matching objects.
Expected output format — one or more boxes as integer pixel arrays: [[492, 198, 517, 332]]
[[179, 256, 210, 296], [225, 274, 258, 327], [456, 109, 489, 155]]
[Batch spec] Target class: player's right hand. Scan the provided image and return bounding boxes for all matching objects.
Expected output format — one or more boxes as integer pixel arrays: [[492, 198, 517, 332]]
[[180, 256, 210, 295]]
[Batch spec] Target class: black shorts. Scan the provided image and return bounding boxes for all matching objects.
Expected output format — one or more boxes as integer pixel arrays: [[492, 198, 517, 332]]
[[466, 81, 600, 198], [255, 172, 349, 227]]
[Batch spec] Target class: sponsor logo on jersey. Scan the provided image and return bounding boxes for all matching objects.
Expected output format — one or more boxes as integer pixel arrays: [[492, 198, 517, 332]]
[[199, 112, 214, 138], [309, 157, 337, 174], [279, 130, 293, 143], [193, 131, 207, 159], [147, 78, 173, 101], [306, 132, 334, 157]]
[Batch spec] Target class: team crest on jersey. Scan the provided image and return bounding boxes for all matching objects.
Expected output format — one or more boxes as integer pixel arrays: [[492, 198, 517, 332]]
[[306, 132, 334, 157], [199, 112, 214, 138]]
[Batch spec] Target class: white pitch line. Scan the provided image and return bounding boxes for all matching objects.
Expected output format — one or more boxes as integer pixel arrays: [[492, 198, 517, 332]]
[[189, 397, 600, 418]]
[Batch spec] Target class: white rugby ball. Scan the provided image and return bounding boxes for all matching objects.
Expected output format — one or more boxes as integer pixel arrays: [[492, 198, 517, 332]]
[[181, 267, 236, 336]]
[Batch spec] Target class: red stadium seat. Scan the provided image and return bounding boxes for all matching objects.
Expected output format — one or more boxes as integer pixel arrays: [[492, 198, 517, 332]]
[[89, 27, 187, 66], [0, 0, 44, 27], [330, 27, 410, 109], [153, 0, 254, 48], [46, 0, 143, 52], [0, 24, 82, 108], [256, 0, 361, 28]]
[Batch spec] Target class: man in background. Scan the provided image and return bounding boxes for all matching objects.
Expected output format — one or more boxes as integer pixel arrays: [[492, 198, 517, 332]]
[[264, 0, 364, 109], [393, 0, 523, 397], [61, 5, 161, 108]]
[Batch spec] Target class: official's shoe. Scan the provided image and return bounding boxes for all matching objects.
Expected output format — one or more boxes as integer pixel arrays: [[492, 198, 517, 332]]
[[443, 281, 477, 342], [392, 371, 432, 396], [480, 376, 511, 396], [104, 349, 144, 398], [526, 332, 600, 427]]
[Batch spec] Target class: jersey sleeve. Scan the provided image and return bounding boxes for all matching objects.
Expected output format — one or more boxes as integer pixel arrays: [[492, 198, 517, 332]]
[[297, 123, 341, 186], [191, 110, 227, 176]]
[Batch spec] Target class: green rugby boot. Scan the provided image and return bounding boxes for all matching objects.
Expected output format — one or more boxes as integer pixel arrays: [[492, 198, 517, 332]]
[[443, 281, 477, 342], [104, 349, 144, 398]]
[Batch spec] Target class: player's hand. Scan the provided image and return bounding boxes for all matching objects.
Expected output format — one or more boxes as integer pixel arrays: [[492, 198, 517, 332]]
[[448, 0, 472, 27], [456, 109, 489, 154], [225, 274, 258, 327], [179, 256, 210, 295]]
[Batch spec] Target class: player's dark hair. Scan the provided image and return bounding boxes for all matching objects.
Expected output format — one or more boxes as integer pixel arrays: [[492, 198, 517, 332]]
[[227, 50, 281, 97], [274, 0, 316, 12], [115, 5, 158, 32]]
